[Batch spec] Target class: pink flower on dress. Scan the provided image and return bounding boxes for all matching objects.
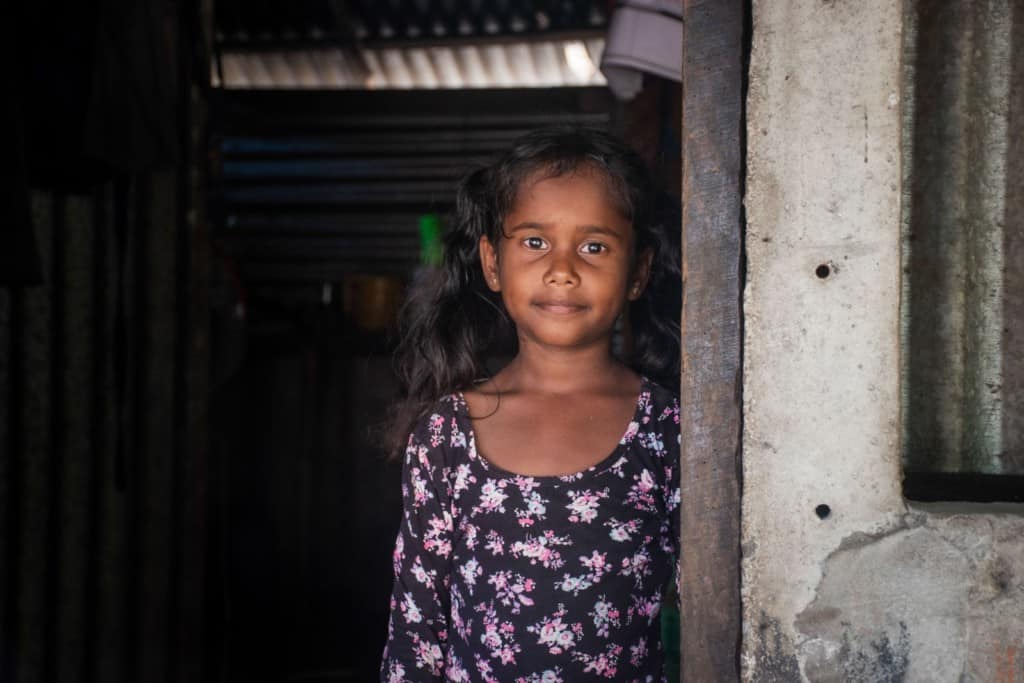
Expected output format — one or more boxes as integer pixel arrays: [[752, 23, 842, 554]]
[[528, 604, 583, 655], [510, 531, 570, 569], [626, 469, 658, 511], [629, 637, 648, 667], [400, 592, 422, 624], [619, 547, 653, 588], [422, 513, 452, 558], [459, 557, 483, 595], [474, 653, 499, 683], [391, 533, 404, 574], [573, 643, 623, 678], [475, 602, 522, 665], [409, 555, 435, 586], [565, 488, 608, 523], [484, 529, 504, 556], [516, 669, 564, 683], [409, 632, 444, 675], [627, 592, 662, 625], [606, 517, 642, 542], [487, 570, 536, 614], [428, 414, 445, 447], [513, 475, 541, 495], [385, 660, 406, 683], [590, 596, 621, 638], [477, 479, 509, 513], [450, 417, 467, 448], [515, 490, 549, 527], [460, 520, 480, 550], [621, 421, 640, 444], [453, 463, 476, 494]]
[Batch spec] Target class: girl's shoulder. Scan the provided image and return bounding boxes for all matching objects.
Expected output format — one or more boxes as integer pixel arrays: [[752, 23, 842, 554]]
[[640, 377, 681, 424], [629, 377, 680, 466], [413, 391, 466, 422], [402, 392, 474, 464]]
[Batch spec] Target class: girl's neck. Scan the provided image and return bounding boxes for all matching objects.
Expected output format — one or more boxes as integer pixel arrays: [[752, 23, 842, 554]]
[[497, 342, 631, 395]]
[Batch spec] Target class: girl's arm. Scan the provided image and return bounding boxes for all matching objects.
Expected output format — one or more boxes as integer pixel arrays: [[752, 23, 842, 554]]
[[381, 426, 454, 683]]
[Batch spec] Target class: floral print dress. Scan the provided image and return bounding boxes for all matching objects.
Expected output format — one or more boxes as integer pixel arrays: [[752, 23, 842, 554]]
[[381, 378, 680, 682]]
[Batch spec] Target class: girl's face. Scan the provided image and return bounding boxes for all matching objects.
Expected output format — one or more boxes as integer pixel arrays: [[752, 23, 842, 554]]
[[479, 168, 651, 353]]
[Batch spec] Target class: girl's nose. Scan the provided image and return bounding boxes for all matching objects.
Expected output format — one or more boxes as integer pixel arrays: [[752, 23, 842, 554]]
[[545, 251, 580, 286]]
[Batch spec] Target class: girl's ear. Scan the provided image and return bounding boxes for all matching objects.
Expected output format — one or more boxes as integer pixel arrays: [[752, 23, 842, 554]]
[[628, 247, 654, 301], [479, 236, 501, 292]]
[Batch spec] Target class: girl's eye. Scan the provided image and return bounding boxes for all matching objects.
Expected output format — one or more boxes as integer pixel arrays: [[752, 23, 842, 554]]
[[580, 242, 607, 255], [523, 236, 547, 250]]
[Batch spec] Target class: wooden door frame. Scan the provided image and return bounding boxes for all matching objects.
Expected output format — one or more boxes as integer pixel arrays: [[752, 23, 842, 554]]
[[678, 1, 746, 680]]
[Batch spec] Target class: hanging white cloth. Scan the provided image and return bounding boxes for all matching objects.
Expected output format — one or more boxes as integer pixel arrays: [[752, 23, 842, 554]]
[[600, 0, 683, 100]]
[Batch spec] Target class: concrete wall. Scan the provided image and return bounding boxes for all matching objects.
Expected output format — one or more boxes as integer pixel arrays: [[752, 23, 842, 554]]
[[743, 1, 1024, 680]]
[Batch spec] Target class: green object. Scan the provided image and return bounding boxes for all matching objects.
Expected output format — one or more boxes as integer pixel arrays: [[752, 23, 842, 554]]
[[661, 601, 680, 681], [418, 214, 444, 267]]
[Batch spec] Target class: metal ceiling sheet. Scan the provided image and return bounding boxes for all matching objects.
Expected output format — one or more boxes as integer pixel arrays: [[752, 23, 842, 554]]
[[214, 38, 606, 89]]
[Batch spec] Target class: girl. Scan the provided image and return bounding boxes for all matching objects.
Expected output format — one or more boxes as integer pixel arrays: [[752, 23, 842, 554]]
[[381, 127, 681, 682]]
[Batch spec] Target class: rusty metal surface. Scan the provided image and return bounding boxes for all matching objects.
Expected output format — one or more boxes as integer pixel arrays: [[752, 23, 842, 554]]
[[1001, 2, 1024, 474], [902, 0, 1022, 476]]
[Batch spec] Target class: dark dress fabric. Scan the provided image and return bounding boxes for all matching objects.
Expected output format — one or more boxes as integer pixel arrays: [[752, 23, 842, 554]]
[[381, 378, 680, 682]]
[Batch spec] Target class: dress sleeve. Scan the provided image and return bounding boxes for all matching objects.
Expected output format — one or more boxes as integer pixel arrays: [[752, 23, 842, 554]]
[[662, 397, 682, 602], [380, 414, 455, 683]]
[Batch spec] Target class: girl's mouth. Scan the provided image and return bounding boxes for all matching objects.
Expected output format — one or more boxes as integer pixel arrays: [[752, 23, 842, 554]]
[[532, 300, 588, 314]]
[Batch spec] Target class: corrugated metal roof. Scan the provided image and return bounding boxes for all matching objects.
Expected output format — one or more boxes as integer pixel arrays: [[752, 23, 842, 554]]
[[213, 0, 610, 89], [215, 0, 609, 45], [214, 38, 606, 89]]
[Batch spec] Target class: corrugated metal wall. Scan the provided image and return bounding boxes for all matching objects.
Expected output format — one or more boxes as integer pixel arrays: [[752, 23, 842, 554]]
[[0, 172, 209, 683], [2, 0, 212, 678], [902, 0, 1024, 478]]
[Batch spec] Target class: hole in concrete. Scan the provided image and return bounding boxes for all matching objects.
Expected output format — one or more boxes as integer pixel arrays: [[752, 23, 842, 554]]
[[815, 263, 832, 279], [815, 504, 831, 519]]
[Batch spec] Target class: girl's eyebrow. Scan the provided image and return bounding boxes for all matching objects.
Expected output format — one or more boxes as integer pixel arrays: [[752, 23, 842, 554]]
[[579, 225, 626, 240], [506, 221, 548, 233], [506, 222, 626, 240]]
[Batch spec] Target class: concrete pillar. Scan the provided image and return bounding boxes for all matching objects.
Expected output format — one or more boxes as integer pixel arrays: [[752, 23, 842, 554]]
[[743, 1, 1024, 680]]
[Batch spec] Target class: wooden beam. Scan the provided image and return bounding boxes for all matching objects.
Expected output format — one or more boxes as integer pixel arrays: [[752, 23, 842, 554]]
[[679, 0, 745, 681]]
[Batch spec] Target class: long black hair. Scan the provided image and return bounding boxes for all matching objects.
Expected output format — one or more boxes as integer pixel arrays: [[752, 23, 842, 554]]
[[386, 126, 681, 457]]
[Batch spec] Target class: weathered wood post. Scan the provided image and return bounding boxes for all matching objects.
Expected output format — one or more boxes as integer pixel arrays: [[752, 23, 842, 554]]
[[678, 0, 745, 680]]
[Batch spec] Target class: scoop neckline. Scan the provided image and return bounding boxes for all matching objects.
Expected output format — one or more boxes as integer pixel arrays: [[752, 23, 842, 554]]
[[454, 375, 649, 483]]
